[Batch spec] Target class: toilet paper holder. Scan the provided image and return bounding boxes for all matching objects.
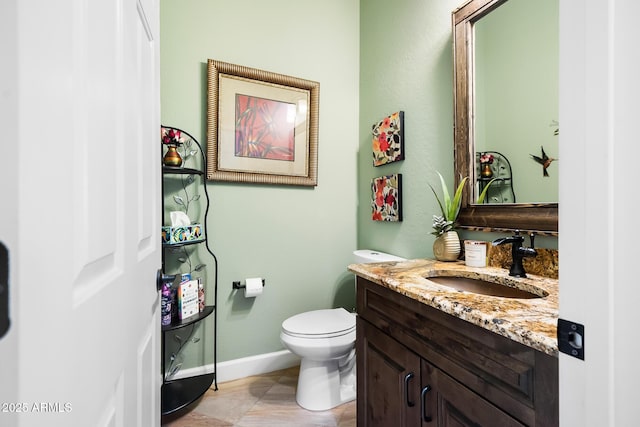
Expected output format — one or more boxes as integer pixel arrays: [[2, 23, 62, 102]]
[[232, 279, 265, 290]]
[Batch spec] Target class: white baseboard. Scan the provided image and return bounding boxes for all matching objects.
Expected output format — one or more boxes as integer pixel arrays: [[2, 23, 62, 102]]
[[168, 350, 301, 384]]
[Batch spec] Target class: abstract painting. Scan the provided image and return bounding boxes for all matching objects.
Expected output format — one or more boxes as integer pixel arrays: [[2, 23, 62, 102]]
[[372, 111, 404, 166], [234, 95, 295, 161], [206, 59, 319, 186], [371, 174, 402, 222]]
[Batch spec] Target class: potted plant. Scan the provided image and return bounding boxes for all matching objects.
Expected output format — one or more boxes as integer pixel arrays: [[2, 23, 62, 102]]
[[429, 172, 466, 261], [429, 172, 494, 261]]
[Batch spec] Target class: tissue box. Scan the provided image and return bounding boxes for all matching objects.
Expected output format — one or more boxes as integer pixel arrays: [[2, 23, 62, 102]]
[[162, 224, 204, 245]]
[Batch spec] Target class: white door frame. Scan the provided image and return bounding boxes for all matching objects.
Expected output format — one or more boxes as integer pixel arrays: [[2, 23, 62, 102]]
[[559, 0, 638, 425]]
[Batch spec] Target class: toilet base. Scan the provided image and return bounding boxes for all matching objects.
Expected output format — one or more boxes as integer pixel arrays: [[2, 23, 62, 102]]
[[296, 354, 356, 411]]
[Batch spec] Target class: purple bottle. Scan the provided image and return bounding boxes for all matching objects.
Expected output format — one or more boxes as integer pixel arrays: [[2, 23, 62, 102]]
[[161, 283, 172, 326]]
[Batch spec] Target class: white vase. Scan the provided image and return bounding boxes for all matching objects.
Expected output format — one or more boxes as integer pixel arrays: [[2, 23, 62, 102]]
[[433, 231, 461, 261]]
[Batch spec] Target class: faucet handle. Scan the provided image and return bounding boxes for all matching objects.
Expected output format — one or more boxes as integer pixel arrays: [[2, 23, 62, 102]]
[[512, 230, 524, 243], [529, 232, 536, 249]]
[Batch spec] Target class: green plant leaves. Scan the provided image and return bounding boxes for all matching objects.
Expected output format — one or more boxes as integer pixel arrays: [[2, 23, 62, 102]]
[[430, 171, 468, 235], [476, 178, 496, 204], [450, 176, 468, 222], [431, 171, 467, 222]]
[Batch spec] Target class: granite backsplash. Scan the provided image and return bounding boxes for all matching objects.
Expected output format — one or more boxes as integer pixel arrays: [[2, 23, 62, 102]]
[[461, 241, 558, 279]]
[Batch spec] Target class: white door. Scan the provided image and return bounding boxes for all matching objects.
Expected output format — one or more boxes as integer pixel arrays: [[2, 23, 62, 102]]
[[0, 0, 161, 426], [559, 0, 638, 426]]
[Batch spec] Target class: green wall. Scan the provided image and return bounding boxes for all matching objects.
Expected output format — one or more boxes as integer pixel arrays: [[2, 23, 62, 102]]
[[475, 0, 559, 203], [160, 0, 559, 373], [160, 0, 359, 366], [358, 0, 558, 255], [358, 0, 463, 258]]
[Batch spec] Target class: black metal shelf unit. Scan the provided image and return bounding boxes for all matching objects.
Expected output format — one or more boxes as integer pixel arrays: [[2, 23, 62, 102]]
[[160, 126, 218, 417], [162, 306, 214, 332], [476, 150, 516, 204], [162, 373, 217, 416]]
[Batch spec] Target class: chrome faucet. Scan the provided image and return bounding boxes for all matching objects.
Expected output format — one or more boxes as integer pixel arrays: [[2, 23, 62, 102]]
[[492, 230, 537, 278]]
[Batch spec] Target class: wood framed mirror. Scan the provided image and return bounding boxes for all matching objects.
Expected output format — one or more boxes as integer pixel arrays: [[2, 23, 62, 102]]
[[452, 0, 558, 234]]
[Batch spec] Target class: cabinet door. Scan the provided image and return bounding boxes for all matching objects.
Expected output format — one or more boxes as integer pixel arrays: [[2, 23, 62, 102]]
[[421, 360, 525, 427], [357, 318, 422, 427]]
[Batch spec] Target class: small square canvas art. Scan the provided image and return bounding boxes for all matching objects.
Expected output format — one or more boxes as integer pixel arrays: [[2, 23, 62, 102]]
[[372, 111, 404, 166], [371, 174, 402, 222]]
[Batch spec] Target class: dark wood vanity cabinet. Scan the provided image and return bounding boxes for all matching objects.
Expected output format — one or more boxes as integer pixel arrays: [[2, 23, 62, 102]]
[[356, 277, 558, 427], [358, 319, 421, 426]]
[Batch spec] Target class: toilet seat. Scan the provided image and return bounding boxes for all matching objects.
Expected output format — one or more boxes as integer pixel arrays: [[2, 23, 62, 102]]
[[282, 308, 355, 339]]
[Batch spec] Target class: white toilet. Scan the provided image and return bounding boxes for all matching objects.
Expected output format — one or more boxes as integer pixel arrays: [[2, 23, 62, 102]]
[[280, 249, 405, 411]]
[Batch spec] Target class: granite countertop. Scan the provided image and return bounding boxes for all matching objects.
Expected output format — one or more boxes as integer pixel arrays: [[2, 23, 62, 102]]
[[348, 259, 559, 356]]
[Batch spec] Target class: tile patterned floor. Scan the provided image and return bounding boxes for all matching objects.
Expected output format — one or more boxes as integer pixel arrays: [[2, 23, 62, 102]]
[[161, 366, 356, 427]]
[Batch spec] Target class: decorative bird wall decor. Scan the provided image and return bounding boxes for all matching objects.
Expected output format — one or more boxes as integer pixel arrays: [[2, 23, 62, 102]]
[[530, 146, 557, 177]]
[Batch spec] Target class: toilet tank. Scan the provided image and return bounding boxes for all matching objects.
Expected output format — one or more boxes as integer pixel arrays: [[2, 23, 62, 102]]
[[353, 249, 405, 264]]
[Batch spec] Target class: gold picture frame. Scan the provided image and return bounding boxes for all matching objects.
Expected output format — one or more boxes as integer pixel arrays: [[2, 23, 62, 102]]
[[206, 59, 320, 186]]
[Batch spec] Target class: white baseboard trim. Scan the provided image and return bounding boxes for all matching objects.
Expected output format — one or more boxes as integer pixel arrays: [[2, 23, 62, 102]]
[[168, 350, 301, 384]]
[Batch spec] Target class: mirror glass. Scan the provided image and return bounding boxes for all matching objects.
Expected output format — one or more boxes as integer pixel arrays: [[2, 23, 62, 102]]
[[453, 0, 559, 233], [474, 0, 558, 204]]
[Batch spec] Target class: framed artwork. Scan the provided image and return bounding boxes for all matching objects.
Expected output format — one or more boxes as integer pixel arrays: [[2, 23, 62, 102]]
[[371, 174, 402, 222], [372, 111, 404, 166], [206, 59, 320, 186]]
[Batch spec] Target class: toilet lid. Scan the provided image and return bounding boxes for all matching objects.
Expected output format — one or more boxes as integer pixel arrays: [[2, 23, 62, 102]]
[[282, 308, 356, 338]]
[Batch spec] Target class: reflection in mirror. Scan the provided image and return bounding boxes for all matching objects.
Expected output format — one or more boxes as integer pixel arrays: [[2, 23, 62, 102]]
[[453, 0, 558, 233], [474, 0, 558, 203], [477, 151, 515, 203]]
